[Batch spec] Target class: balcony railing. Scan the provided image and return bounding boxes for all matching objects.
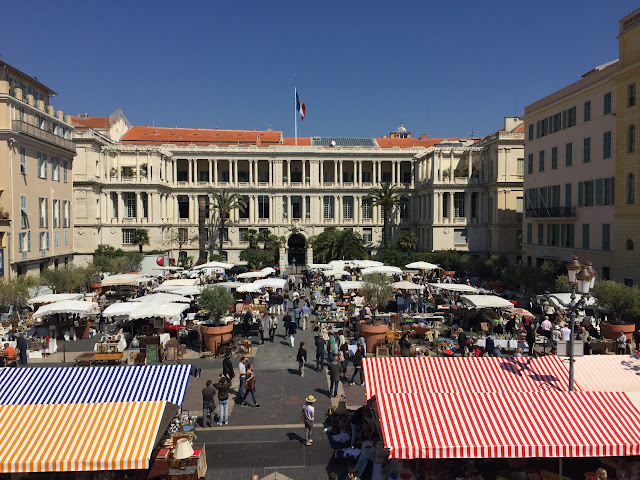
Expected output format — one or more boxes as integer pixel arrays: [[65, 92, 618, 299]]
[[12, 120, 75, 153], [525, 207, 576, 218]]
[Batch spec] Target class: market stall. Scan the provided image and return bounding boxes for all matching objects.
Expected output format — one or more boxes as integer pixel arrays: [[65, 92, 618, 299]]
[[0, 365, 194, 474], [459, 294, 515, 309], [130, 292, 191, 303]]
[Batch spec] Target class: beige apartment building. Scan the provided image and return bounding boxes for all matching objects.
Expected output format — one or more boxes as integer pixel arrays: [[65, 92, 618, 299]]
[[0, 61, 75, 277], [612, 8, 640, 286], [522, 60, 618, 278], [71, 119, 524, 266], [412, 118, 525, 263]]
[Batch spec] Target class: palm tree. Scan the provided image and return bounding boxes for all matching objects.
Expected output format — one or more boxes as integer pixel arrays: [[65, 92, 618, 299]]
[[211, 191, 246, 257], [244, 228, 259, 249], [309, 227, 368, 263], [365, 183, 408, 251], [131, 228, 150, 253], [398, 231, 418, 252]]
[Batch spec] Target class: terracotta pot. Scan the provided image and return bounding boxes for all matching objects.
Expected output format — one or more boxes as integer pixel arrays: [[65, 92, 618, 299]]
[[90, 283, 103, 293], [356, 321, 388, 354], [200, 323, 234, 352], [600, 322, 635, 341]]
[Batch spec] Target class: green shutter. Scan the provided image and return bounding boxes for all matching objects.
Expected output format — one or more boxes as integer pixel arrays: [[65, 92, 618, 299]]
[[578, 182, 584, 206], [595, 178, 603, 206], [565, 183, 572, 208]]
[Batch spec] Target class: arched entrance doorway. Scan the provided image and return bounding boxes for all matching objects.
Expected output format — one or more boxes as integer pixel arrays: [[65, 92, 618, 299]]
[[287, 234, 306, 267]]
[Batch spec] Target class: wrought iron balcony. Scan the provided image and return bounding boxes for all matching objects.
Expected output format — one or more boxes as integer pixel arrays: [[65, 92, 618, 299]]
[[525, 207, 576, 218]]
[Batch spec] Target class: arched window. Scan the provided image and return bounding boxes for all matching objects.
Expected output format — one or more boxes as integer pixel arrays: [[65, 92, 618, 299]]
[[628, 173, 635, 205], [629, 124, 636, 153], [627, 239, 634, 250]]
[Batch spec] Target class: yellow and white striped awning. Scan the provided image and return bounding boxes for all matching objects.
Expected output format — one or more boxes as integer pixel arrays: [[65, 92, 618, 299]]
[[0, 401, 165, 473]]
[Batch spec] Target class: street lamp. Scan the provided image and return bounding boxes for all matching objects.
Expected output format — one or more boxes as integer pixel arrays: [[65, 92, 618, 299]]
[[546, 256, 596, 391]]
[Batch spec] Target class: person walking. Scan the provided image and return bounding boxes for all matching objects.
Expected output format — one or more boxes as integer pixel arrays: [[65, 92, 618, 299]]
[[222, 351, 234, 379], [258, 314, 265, 345], [301, 395, 316, 446], [283, 311, 293, 337], [16, 333, 27, 366], [314, 333, 326, 371], [216, 374, 231, 425], [301, 304, 311, 330], [297, 342, 307, 377], [201, 380, 216, 427], [237, 356, 247, 401], [287, 317, 298, 348], [242, 363, 260, 407], [350, 344, 365, 386], [339, 342, 349, 378], [267, 313, 277, 342], [293, 305, 302, 329], [328, 355, 341, 397], [276, 291, 284, 315]]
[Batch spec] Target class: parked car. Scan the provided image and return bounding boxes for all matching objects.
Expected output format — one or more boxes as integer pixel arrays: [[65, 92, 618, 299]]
[[227, 265, 250, 277]]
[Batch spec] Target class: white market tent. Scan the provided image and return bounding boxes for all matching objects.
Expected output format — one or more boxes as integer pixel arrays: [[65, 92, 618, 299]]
[[197, 261, 234, 270], [336, 280, 364, 291], [215, 281, 245, 290], [28, 293, 84, 305], [260, 267, 276, 275], [351, 260, 384, 268], [307, 263, 331, 270], [361, 266, 403, 275], [537, 292, 598, 310], [235, 283, 263, 293], [428, 282, 478, 293], [253, 278, 287, 289], [323, 269, 351, 278], [154, 285, 201, 296], [405, 261, 439, 270], [101, 274, 151, 287], [159, 279, 197, 287], [236, 271, 268, 279], [32, 300, 99, 319], [460, 294, 514, 309], [128, 302, 190, 320], [392, 281, 425, 291], [102, 302, 140, 317], [130, 293, 191, 304]]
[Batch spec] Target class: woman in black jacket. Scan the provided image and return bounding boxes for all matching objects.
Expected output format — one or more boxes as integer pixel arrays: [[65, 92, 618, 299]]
[[217, 374, 231, 425]]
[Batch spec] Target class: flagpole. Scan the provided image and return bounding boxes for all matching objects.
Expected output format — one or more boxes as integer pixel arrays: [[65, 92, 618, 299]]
[[294, 86, 297, 146]]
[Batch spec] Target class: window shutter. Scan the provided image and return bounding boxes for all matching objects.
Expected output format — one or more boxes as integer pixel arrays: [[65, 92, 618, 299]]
[[578, 182, 584, 206], [27, 232, 31, 251], [595, 179, 603, 206]]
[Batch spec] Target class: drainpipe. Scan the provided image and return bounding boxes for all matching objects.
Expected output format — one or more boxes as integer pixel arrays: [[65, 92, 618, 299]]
[[7, 138, 16, 277]]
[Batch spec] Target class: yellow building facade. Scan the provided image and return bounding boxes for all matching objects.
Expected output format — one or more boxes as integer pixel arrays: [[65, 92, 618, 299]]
[[613, 8, 640, 286]]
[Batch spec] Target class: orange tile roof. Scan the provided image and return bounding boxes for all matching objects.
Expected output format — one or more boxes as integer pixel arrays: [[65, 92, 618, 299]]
[[70, 116, 112, 129], [281, 137, 312, 146], [121, 126, 282, 145], [513, 123, 525, 133], [376, 137, 448, 148]]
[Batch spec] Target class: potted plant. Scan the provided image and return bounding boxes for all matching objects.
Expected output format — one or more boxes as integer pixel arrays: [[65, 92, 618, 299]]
[[305, 176, 310, 183], [357, 272, 395, 353], [593, 281, 640, 340], [198, 285, 234, 352]]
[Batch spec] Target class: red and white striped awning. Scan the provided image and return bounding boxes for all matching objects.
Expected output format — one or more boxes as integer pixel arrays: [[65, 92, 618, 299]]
[[377, 390, 640, 459], [573, 355, 640, 392], [363, 356, 576, 399]]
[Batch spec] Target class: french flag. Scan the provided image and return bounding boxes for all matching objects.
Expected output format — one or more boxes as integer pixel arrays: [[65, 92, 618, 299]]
[[296, 92, 306, 121]]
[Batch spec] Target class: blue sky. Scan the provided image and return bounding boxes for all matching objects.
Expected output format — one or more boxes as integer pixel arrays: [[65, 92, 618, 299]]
[[1, 1, 638, 139]]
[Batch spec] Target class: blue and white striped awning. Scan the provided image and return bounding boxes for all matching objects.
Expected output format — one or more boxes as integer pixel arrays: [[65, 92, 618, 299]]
[[0, 365, 191, 405]]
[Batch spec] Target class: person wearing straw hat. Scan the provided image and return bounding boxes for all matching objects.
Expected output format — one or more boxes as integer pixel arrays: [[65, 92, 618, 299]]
[[302, 395, 316, 446]]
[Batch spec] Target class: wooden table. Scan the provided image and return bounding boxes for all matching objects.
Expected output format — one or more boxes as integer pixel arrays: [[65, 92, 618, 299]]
[[74, 352, 96, 366], [74, 352, 123, 367]]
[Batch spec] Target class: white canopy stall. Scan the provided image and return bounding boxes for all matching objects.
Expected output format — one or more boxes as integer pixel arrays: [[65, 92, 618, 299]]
[[128, 302, 190, 321], [428, 282, 478, 293], [460, 295, 514, 309], [361, 266, 403, 275], [32, 300, 99, 319], [28, 293, 85, 306], [392, 281, 425, 291], [130, 293, 191, 304], [405, 261, 439, 270], [253, 278, 287, 289]]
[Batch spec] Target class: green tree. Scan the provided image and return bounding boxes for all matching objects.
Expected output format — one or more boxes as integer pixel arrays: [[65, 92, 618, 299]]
[[243, 229, 259, 249], [131, 228, 150, 253], [502, 265, 541, 296], [211, 191, 246, 256], [0, 275, 38, 311], [383, 242, 411, 267], [484, 254, 509, 277], [398, 231, 418, 252], [41, 265, 101, 293], [257, 229, 272, 249], [109, 252, 144, 274], [554, 275, 572, 293], [592, 280, 640, 323], [199, 285, 233, 321], [365, 183, 408, 251], [240, 248, 275, 269], [362, 272, 395, 314], [309, 227, 367, 263]]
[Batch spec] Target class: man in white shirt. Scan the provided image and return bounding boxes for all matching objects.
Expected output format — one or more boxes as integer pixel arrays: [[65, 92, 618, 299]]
[[560, 325, 572, 341], [237, 357, 247, 400], [541, 316, 553, 338]]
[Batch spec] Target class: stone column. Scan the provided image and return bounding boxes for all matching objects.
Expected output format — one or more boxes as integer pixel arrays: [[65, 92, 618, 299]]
[[358, 161, 363, 185], [306, 246, 314, 266], [214, 160, 218, 185], [334, 162, 338, 184], [450, 152, 454, 182], [391, 161, 396, 185], [116, 153, 121, 181], [208, 159, 213, 185], [279, 247, 287, 273], [302, 160, 306, 185], [135, 153, 140, 181], [172, 160, 177, 185], [249, 160, 253, 184], [410, 162, 415, 188], [302, 196, 307, 222], [339, 161, 343, 186], [233, 160, 239, 184], [254, 160, 259, 184], [320, 161, 324, 186], [187, 160, 193, 184]]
